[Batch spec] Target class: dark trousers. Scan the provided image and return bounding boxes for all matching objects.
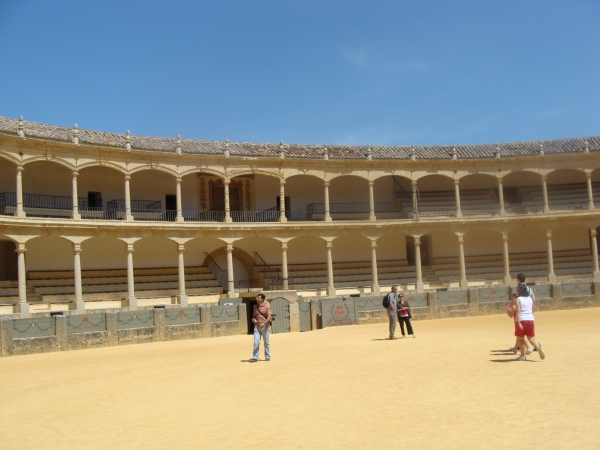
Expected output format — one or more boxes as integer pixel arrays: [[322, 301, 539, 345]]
[[398, 315, 414, 336]]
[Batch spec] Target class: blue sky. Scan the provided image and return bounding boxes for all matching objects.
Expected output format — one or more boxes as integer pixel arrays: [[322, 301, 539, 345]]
[[0, 1, 598, 146]]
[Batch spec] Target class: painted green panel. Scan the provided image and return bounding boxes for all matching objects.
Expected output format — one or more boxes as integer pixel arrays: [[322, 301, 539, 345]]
[[437, 290, 468, 305], [13, 317, 55, 338], [210, 305, 238, 322], [531, 284, 551, 299], [354, 297, 383, 312], [116, 310, 155, 330], [164, 307, 201, 325], [66, 314, 106, 334], [219, 298, 242, 305], [298, 301, 311, 332], [320, 299, 357, 327], [561, 281, 593, 297], [478, 286, 509, 303], [404, 292, 427, 307]]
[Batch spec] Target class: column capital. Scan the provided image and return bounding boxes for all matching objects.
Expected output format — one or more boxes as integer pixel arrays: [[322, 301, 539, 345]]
[[368, 180, 374, 186], [226, 243, 234, 251], [411, 180, 417, 186], [15, 243, 26, 254], [16, 164, 24, 172], [591, 228, 597, 238], [502, 232, 509, 241], [126, 243, 135, 252], [73, 243, 82, 253], [279, 179, 286, 186], [323, 181, 330, 187], [541, 174, 547, 182], [586, 172, 593, 180], [456, 234, 464, 243], [124, 174, 131, 181], [326, 241, 333, 249], [546, 230, 552, 239], [176, 176, 182, 183], [370, 239, 377, 248], [454, 179, 460, 185], [223, 179, 231, 186], [72, 170, 79, 177], [281, 242, 288, 251], [413, 236, 421, 245], [177, 244, 185, 253]]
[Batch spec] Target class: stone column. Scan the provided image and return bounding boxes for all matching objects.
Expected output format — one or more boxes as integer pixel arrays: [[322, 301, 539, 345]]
[[541, 175, 550, 213], [546, 230, 556, 283], [414, 236, 424, 292], [370, 239, 380, 295], [586, 172, 595, 210], [73, 243, 85, 313], [279, 181, 287, 223], [591, 228, 600, 281], [124, 175, 133, 221], [226, 243, 235, 294], [15, 243, 30, 317], [454, 180, 462, 218], [326, 241, 336, 296], [502, 233, 511, 285], [411, 180, 418, 220], [498, 178, 506, 216], [324, 181, 332, 222], [15, 165, 25, 218], [368, 180, 376, 221], [224, 180, 232, 223], [177, 244, 188, 306], [457, 233, 468, 289], [71, 170, 81, 219], [175, 177, 184, 222], [281, 242, 289, 290], [126, 243, 137, 309]]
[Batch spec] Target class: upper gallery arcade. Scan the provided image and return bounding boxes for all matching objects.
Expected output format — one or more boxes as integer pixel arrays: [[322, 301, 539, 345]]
[[1, 115, 600, 315]]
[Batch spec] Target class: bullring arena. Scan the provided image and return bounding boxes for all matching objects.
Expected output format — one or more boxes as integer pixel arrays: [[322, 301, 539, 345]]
[[0, 116, 599, 448]]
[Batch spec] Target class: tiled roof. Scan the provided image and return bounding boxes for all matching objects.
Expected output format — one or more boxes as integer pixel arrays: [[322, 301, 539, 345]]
[[0, 116, 598, 161]]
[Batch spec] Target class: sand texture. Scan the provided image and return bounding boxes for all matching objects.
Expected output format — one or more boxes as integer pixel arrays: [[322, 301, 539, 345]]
[[1, 308, 598, 449]]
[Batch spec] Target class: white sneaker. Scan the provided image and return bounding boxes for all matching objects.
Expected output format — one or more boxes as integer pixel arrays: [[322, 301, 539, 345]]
[[515, 355, 527, 361], [537, 345, 546, 360], [525, 348, 533, 355], [509, 347, 518, 354]]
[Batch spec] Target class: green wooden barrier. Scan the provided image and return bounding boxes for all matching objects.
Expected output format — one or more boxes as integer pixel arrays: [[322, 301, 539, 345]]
[[66, 314, 106, 334], [12, 317, 55, 338], [164, 307, 201, 325], [116, 310, 155, 330], [437, 290, 468, 306], [561, 281, 593, 297], [478, 286, 509, 303], [298, 301, 311, 332], [210, 305, 238, 322], [404, 292, 427, 307], [320, 298, 358, 327], [531, 284, 552, 299]]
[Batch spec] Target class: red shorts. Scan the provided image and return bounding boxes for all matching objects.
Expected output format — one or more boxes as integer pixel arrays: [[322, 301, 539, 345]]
[[514, 320, 535, 337]]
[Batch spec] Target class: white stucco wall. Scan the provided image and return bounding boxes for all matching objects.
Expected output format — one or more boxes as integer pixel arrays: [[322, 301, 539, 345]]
[[254, 175, 280, 212], [285, 175, 324, 219], [552, 225, 590, 252], [331, 234, 372, 263], [78, 166, 126, 206], [463, 229, 503, 256], [507, 227, 546, 253], [431, 231, 460, 259], [184, 237, 224, 266], [287, 236, 327, 264], [26, 236, 73, 271], [329, 176, 369, 203], [23, 162, 72, 197], [234, 237, 281, 267], [133, 237, 178, 268], [376, 233, 408, 261], [81, 237, 126, 270], [213, 254, 248, 286], [0, 158, 16, 193]]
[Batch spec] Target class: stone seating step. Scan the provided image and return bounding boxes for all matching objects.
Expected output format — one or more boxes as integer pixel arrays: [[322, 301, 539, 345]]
[[34, 279, 221, 295], [39, 286, 223, 303], [27, 273, 214, 288], [27, 266, 211, 280]]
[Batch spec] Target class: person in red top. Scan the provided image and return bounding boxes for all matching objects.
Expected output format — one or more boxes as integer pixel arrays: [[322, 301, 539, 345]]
[[250, 293, 271, 362], [397, 293, 415, 338]]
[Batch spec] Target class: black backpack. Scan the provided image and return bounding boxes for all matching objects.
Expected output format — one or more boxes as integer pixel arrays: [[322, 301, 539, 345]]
[[382, 293, 391, 309]]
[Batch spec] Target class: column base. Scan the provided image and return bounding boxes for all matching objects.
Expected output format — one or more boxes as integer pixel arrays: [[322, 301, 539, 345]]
[[543, 207, 550, 214], [456, 211, 463, 218], [127, 296, 138, 310], [594, 271, 600, 281], [589, 204, 595, 211], [324, 216, 332, 222], [503, 275, 512, 285], [73, 300, 86, 314], [226, 292, 239, 298], [499, 210, 506, 216], [548, 273, 556, 283], [279, 216, 288, 223], [371, 284, 380, 295], [460, 279, 469, 290], [126, 214, 134, 222], [327, 286, 336, 297], [176, 294, 188, 307], [416, 281, 425, 293], [225, 216, 233, 223], [72, 212, 81, 220], [15, 302, 31, 318], [15, 210, 26, 218], [176, 216, 184, 223], [369, 215, 376, 221]]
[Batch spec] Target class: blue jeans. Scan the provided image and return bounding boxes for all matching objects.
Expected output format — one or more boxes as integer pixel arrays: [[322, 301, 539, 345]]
[[253, 326, 270, 360]]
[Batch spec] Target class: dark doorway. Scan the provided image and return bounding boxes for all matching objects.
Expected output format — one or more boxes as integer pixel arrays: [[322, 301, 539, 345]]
[[243, 298, 258, 334], [210, 182, 242, 211], [0, 241, 18, 281], [165, 194, 176, 221], [88, 191, 102, 208]]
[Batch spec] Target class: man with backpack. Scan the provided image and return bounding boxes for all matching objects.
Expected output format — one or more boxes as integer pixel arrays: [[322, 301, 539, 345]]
[[383, 286, 399, 340]]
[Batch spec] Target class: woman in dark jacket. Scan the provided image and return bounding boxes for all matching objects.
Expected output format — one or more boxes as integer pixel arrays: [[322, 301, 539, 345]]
[[397, 293, 415, 338]]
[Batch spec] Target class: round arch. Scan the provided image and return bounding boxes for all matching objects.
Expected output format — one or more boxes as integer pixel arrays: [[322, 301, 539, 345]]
[[284, 174, 326, 220], [80, 236, 127, 271], [330, 233, 372, 263], [184, 236, 227, 267], [227, 169, 283, 182], [458, 173, 499, 190], [26, 235, 74, 271], [415, 174, 454, 191], [23, 156, 75, 171], [129, 166, 179, 177], [77, 161, 126, 174], [133, 236, 178, 269], [0, 152, 20, 166], [287, 235, 327, 265], [329, 175, 369, 204], [78, 165, 130, 209], [546, 168, 586, 185], [501, 170, 542, 187], [373, 174, 412, 207], [21, 160, 73, 203], [0, 156, 17, 194], [180, 168, 226, 179]]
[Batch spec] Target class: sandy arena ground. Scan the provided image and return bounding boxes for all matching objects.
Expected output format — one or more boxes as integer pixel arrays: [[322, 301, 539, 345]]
[[1, 308, 599, 449]]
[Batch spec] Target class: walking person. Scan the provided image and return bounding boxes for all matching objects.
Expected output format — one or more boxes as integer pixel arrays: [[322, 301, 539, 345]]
[[397, 293, 415, 338], [250, 293, 271, 362], [511, 274, 546, 361], [384, 286, 399, 340], [508, 273, 535, 354]]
